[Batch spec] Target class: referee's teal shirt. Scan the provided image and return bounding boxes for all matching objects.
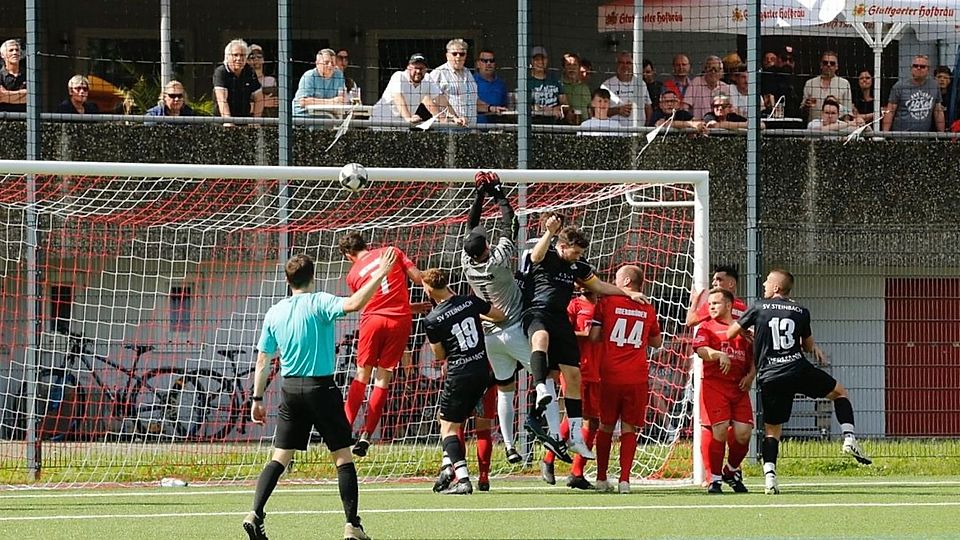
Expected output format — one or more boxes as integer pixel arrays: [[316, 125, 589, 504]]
[[258, 292, 346, 377]]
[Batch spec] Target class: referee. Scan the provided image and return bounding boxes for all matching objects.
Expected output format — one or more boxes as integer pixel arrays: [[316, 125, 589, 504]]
[[243, 250, 397, 540]]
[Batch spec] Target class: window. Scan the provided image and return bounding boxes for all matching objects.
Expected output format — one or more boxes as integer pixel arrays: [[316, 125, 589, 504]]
[[50, 284, 73, 334], [170, 285, 192, 333]]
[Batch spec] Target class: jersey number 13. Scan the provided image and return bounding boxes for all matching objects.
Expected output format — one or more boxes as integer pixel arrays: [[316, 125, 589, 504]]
[[767, 317, 796, 350]]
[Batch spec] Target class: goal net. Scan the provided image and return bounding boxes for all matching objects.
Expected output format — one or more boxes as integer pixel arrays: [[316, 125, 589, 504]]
[[0, 160, 708, 487]]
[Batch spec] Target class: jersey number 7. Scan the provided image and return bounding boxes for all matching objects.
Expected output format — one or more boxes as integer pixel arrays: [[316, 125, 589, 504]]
[[609, 318, 645, 348]]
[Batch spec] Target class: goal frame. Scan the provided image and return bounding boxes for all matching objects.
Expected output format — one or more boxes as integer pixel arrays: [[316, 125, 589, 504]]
[[0, 159, 709, 485]]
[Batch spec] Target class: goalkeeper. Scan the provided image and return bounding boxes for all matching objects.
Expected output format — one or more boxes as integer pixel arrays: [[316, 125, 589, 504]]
[[461, 171, 570, 464]]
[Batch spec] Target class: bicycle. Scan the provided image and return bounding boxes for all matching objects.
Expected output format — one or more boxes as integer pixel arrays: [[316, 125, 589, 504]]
[[13, 332, 208, 442]]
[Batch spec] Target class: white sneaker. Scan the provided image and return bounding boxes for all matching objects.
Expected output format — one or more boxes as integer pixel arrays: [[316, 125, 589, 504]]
[[567, 438, 595, 460], [764, 473, 779, 495], [842, 436, 873, 465], [618, 481, 631, 494], [594, 479, 613, 492]]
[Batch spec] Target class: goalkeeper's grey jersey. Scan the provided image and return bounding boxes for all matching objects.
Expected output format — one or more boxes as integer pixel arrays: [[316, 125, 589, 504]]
[[461, 236, 523, 334]]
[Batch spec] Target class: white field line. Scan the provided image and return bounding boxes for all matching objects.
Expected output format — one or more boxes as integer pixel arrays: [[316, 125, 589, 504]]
[[1, 478, 959, 500], [3, 501, 960, 522]]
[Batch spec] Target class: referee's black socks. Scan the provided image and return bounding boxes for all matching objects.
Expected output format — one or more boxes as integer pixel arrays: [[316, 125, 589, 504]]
[[252, 459, 285, 516], [337, 462, 361, 527]]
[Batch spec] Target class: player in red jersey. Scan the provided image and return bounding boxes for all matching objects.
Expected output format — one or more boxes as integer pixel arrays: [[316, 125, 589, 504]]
[[339, 232, 425, 457], [685, 264, 748, 484], [692, 288, 756, 494], [540, 286, 600, 489], [589, 265, 662, 493]]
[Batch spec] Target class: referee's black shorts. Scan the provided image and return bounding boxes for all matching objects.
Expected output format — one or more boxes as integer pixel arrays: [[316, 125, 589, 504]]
[[274, 376, 352, 452], [439, 369, 491, 424], [522, 309, 580, 369], [759, 362, 838, 426]]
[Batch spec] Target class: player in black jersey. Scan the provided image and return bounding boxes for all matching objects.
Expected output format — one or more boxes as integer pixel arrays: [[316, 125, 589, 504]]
[[728, 269, 871, 495], [422, 268, 505, 495], [522, 216, 649, 459]]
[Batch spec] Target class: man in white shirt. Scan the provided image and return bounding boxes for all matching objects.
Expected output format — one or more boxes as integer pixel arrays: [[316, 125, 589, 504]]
[[371, 53, 463, 128], [426, 38, 477, 126], [577, 88, 623, 136], [802, 51, 853, 122], [601, 52, 652, 127]]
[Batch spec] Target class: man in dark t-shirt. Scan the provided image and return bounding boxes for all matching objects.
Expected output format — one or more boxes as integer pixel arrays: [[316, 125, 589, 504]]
[[423, 268, 504, 495], [728, 269, 871, 496], [0, 39, 27, 113], [214, 39, 263, 122]]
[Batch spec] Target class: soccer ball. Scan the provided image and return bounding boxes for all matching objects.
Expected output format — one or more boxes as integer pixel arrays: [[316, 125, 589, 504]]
[[339, 163, 368, 193]]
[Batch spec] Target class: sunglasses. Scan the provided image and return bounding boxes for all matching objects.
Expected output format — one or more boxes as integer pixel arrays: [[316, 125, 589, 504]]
[[479, 58, 495, 63], [166, 93, 184, 99], [821, 60, 837, 66], [712, 103, 730, 108], [248, 54, 263, 59], [448, 51, 466, 57], [912, 63, 929, 69]]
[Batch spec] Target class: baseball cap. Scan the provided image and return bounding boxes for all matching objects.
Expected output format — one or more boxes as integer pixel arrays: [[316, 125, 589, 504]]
[[408, 53, 428, 66], [531, 46, 548, 59], [779, 45, 794, 61], [463, 227, 489, 259]]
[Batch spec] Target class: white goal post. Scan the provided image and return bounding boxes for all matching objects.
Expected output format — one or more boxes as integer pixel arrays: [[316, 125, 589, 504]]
[[0, 159, 709, 487]]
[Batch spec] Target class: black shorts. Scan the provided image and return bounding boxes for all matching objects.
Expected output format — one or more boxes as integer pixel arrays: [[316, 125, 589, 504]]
[[759, 363, 838, 426], [274, 376, 353, 452], [522, 309, 580, 368], [439, 370, 491, 424]]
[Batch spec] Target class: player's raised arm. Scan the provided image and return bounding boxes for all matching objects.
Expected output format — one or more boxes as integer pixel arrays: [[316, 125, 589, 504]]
[[343, 247, 398, 313], [530, 214, 561, 264], [467, 172, 489, 230], [685, 287, 707, 327], [480, 172, 520, 241]]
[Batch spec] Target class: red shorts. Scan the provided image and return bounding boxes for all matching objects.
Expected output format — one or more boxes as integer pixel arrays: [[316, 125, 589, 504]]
[[474, 384, 497, 420], [581, 380, 601, 419], [700, 382, 754, 427], [356, 314, 412, 370], [599, 382, 648, 427]]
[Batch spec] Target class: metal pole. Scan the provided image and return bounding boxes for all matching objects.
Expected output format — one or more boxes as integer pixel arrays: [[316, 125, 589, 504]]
[[277, 0, 291, 260], [24, 0, 42, 481], [159, 0, 172, 87], [746, 0, 762, 460], [691, 176, 710, 486], [632, 0, 643, 128], [516, 0, 530, 461]]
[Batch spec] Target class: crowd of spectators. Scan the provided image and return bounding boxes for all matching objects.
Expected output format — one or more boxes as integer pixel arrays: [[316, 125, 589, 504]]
[[1, 35, 957, 135]]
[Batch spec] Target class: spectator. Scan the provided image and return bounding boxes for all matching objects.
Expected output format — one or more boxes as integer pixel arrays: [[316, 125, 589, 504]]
[[213, 39, 263, 123], [145, 80, 195, 121], [935, 66, 953, 108], [579, 58, 593, 86], [247, 44, 278, 117], [703, 94, 748, 131], [761, 47, 798, 118], [426, 38, 477, 126], [0, 39, 26, 113], [728, 63, 749, 115], [883, 55, 944, 132], [852, 69, 877, 123], [601, 52, 652, 128], [807, 98, 864, 133], [293, 48, 345, 116], [370, 53, 462, 127], [663, 53, 692, 108], [802, 51, 852, 122], [721, 52, 742, 85], [561, 52, 591, 124], [473, 48, 509, 123], [55, 75, 99, 114], [650, 89, 705, 133], [642, 59, 663, 114], [336, 48, 359, 94], [686, 56, 729, 119], [528, 46, 565, 119], [577, 87, 621, 136]]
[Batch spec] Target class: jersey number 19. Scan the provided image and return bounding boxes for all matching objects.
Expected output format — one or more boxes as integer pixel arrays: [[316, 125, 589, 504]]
[[452, 318, 480, 350]]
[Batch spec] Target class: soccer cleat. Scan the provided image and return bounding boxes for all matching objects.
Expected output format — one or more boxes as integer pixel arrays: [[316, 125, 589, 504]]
[[594, 479, 613, 492], [721, 465, 749, 493], [618, 481, 631, 494], [540, 459, 556, 485], [504, 447, 523, 465], [842, 437, 873, 465], [242, 511, 268, 540], [478, 479, 490, 492], [442, 479, 474, 495], [542, 437, 573, 464], [524, 416, 549, 441], [534, 386, 552, 416], [764, 473, 780, 495], [352, 435, 370, 458], [343, 522, 371, 540], [567, 438, 595, 460], [707, 480, 723, 494], [566, 474, 594, 491], [432, 466, 454, 493]]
